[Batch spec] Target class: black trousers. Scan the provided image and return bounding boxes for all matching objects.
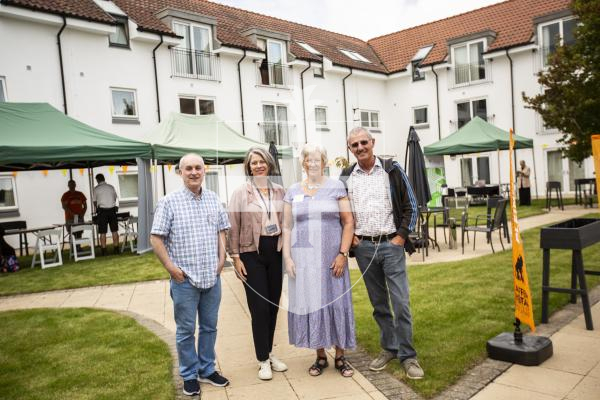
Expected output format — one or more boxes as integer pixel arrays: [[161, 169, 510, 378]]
[[239, 236, 283, 361], [519, 187, 531, 206]]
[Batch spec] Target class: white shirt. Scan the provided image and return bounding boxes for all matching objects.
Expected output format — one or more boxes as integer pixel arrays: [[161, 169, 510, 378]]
[[93, 181, 118, 208]]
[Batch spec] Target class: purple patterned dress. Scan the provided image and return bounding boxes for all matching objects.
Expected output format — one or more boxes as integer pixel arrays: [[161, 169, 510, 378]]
[[284, 178, 356, 349]]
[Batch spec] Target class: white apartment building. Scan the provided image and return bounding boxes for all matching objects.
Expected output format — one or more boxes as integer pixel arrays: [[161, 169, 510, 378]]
[[0, 0, 593, 241]]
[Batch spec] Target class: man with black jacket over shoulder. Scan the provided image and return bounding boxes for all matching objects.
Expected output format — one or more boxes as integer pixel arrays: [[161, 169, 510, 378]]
[[340, 127, 424, 379]]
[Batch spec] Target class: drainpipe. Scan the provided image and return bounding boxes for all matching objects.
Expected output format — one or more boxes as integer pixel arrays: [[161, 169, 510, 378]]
[[506, 49, 517, 172], [237, 50, 247, 135], [342, 68, 353, 160], [431, 65, 441, 141], [152, 35, 163, 123], [57, 16, 68, 114], [300, 62, 311, 144]]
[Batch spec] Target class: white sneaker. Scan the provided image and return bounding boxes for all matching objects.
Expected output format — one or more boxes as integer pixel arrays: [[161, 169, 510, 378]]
[[269, 354, 288, 372], [258, 360, 273, 380]]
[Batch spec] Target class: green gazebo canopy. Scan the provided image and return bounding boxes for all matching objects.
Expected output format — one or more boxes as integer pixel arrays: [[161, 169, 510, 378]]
[[0, 102, 153, 170], [148, 113, 293, 164], [423, 116, 533, 156]]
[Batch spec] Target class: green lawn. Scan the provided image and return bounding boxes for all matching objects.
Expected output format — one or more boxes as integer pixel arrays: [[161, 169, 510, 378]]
[[0, 249, 168, 296], [351, 212, 600, 398], [0, 308, 174, 400]]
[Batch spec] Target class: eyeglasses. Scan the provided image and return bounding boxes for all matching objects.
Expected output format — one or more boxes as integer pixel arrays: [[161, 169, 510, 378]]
[[349, 139, 370, 149]]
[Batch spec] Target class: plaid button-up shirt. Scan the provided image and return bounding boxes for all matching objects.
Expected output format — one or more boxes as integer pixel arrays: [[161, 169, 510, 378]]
[[151, 187, 230, 289]]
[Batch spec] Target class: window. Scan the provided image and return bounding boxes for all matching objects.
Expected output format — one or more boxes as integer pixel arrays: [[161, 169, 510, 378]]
[[296, 41, 321, 55], [109, 15, 129, 48], [205, 171, 219, 194], [413, 106, 428, 126], [540, 18, 577, 67], [111, 88, 138, 120], [456, 99, 487, 129], [339, 49, 371, 63], [0, 175, 18, 211], [477, 156, 490, 184], [173, 21, 212, 76], [258, 39, 287, 86], [360, 110, 380, 131], [452, 40, 485, 84], [313, 65, 324, 78], [0, 77, 6, 102], [460, 158, 473, 187], [315, 107, 328, 131], [118, 173, 138, 201], [179, 97, 215, 115], [262, 104, 289, 145], [411, 45, 432, 82]]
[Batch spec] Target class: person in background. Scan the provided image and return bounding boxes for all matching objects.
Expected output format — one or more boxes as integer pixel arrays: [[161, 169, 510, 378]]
[[151, 153, 230, 397], [517, 160, 531, 206], [93, 173, 119, 255], [61, 180, 87, 237], [0, 226, 19, 273], [227, 147, 288, 381]]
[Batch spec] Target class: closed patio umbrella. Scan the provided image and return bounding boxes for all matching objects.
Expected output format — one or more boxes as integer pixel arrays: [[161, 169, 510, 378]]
[[404, 127, 431, 208]]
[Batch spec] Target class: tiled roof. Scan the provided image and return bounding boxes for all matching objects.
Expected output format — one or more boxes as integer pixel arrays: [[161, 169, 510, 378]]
[[1, 0, 115, 24], [112, 0, 388, 73], [368, 0, 572, 73]]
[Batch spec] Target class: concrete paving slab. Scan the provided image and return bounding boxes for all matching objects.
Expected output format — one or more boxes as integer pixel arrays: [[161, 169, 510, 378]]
[[541, 331, 600, 375], [289, 373, 368, 399], [471, 382, 561, 400], [565, 376, 600, 400], [494, 364, 582, 398], [227, 379, 298, 400], [588, 361, 600, 379], [61, 287, 103, 307]]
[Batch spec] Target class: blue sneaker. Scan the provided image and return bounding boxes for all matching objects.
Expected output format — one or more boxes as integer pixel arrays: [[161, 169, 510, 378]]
[[183, 379, 200, 396], [199, 371, 230, 387]]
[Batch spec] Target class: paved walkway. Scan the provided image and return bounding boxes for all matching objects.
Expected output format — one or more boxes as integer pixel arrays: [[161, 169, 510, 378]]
[[0, 205, 598, 399]]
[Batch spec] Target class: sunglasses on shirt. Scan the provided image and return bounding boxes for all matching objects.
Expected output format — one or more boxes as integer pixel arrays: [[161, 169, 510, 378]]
[[349, 139, 370, 148]]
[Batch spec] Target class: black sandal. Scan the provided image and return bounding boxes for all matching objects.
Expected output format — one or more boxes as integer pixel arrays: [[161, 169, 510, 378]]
[[335, 355, 354, 378], [308, 356, 329, 376]]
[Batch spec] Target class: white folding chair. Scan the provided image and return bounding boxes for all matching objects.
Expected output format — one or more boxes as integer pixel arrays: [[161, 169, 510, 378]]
[[121, 216, 138, 253], [70, 224, 95, 262], [31, 228, 63, 269]]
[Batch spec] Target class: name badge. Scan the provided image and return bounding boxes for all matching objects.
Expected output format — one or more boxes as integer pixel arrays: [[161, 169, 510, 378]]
[[265, 224, 279, 234], [292, 194, 305, 203]]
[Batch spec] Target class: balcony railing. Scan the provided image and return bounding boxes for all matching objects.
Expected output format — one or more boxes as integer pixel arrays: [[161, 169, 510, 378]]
[[256, 60, 291, 87], [448, 60, 492, 88], [171, 48, 221, 81], [258, 122, 295, 146]]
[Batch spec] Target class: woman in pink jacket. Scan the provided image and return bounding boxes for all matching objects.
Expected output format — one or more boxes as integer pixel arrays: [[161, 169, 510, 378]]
[[227, 147, 287, 381]]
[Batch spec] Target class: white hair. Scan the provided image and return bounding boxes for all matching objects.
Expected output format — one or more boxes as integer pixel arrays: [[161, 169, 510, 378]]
[[300, 143, 328, 165], [178, 153, 205, 170]]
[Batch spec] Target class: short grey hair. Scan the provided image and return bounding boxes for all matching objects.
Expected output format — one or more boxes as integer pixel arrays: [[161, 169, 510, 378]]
[[347, 127, 373, 144], [300, 143, 328, 165], [243, 147, 277, 178], [178, 153, 205, 170]]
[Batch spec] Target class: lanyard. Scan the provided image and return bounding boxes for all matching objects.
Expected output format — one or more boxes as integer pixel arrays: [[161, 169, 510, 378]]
[[253, 182, 272, 220]]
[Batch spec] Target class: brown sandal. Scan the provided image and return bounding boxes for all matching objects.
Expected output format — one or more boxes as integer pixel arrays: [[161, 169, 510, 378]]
[[308, 356, 328, 376], [335, 355, 354, 377]]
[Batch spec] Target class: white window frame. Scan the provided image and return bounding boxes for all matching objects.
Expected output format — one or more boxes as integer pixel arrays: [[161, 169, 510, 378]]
[[261, 103, 291, 145], [339, 49, 371, 63], [0, 174, 19, 212], [315, 106, 329, 131], [178, 95, 216, 115], [266, 39, 286, 64], [204, 169, 220, 194], [110, 88, 138, 120], [0, 76, 7, 102], [455, 97, 487, 129], [539, 17, 577, 68], [108, 14, 130, 48], [117, 172, 138, 202], [173, 20, 213, 53], [412, 106, 429, 128], [359, 109, 381, 132], [296, 41, 321, 55], [451, 39, 486, 84]]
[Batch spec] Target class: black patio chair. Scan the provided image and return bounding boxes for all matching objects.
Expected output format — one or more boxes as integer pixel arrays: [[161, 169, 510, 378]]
[[461, 198, 508, 254]]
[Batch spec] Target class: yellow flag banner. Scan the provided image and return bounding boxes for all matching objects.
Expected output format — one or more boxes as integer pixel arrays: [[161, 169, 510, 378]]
[[108, 166, 115, 175], [592, 135, 600, 210], [509, 129, 535, 332], [61, 169, 68, 177], [79, 168, 85, 176]]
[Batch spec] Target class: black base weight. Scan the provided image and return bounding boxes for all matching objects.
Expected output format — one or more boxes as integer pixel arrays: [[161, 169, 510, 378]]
[[487, 332, 553, 366]]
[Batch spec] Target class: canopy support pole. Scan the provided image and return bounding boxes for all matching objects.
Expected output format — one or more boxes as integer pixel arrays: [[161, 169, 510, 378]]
[[497, 148, 501, 186], [161, 165, 167, 196], [88, 167, 95, 214], [223, 165, 229, 205], [532, 148, 539, 199]]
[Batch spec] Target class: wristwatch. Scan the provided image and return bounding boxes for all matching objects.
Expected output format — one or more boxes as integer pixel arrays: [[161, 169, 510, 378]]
[[339, 251, 349, 257]]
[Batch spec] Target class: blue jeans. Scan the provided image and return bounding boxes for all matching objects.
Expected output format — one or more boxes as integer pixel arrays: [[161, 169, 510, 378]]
[[354, 240, 417, 360], [170, 277, 221, 381]]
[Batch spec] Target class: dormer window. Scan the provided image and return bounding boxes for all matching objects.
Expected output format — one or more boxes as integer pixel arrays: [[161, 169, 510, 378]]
[[109, 15, 129, 48], [411, 45, 432, 82], [172, 21, 215, 78], [296, 41, 321, 55], [539, 17, 577, 67], [452, 39, 485, 85], [339, 49, 371, 63], [258, 39, 287, 86]]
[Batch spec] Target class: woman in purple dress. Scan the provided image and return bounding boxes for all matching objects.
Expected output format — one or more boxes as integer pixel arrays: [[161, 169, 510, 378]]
[[282, 144, 356, 377]]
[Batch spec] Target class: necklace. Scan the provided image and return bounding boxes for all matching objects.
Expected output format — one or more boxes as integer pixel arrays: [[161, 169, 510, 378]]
[[303, 180, 322, 190]]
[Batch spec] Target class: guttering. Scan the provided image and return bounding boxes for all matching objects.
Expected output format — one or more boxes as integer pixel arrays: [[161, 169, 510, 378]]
[[342, 68, 353, 160], [506, 48, 517, 174], [431, 65, 441, 141], [152, 34, 164, 123], [237, 50, 247, 135], [300, 62, 312, 144], [57, 16, 68, 114]]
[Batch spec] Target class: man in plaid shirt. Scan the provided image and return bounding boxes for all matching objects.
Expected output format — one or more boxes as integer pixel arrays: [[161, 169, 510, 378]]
[[151, 153, 230, 397]]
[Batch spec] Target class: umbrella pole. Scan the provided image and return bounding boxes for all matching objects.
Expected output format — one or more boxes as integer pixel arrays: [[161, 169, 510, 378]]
[[532, 148, 539, 200]]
